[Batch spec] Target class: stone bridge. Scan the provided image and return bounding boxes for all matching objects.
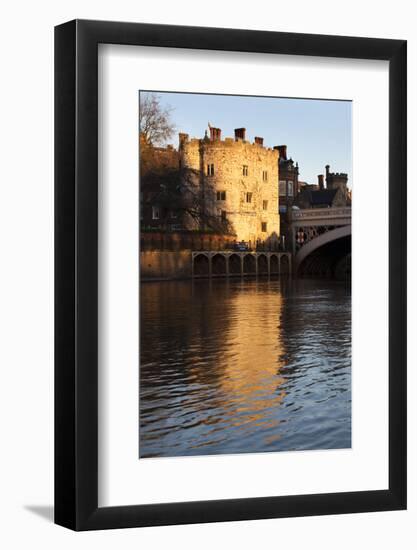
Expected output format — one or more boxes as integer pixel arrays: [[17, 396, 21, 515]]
[[192, 251, 291, 278], [289, 207, 351, 278]]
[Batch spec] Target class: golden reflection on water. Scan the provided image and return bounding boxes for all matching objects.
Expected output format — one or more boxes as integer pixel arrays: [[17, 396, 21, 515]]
[[209, 284, 287, 429], [140, 278, 351, 457]]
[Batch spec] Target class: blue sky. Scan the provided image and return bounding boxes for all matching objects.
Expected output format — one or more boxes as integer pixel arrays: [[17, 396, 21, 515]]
[[141, 91, 352, 187]]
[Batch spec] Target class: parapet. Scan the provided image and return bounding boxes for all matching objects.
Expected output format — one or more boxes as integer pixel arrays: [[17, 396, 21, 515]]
[[178, 129, 278, 156]]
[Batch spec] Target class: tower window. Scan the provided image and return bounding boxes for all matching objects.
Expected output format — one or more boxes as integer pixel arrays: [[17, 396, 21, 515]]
[[246, 192, 253, 203], [263, 200, 268, 210], [152, 206, 160, 220], [216, 190, 226, 201], [262, 170, 268, 182], [207, 163, 215, 176], [261, 222, 267, 232], [243, 165, 248, 176], [221, 210, 227, 220]]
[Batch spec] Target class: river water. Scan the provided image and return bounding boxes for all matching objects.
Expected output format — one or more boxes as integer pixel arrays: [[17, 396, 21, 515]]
[[139, 278, 351, 458]]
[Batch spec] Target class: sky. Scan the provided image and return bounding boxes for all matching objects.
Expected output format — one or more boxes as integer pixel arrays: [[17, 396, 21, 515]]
[[141, 91, 352, 187]]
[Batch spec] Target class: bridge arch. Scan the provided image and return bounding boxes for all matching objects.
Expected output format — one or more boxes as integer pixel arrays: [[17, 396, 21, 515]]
[[212, 253, 227, 275], [257, 254, 268, 275], [243, 254, 256, 274], [270, 254, 279, 274], [295, 225, 351, 278], [229, 253, 242, 276], [193, 253, 209, 276]]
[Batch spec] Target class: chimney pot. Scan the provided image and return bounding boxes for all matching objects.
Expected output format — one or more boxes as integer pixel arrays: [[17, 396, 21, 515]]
[[254, 136, 264, 146], [325, 164, 330, 186], [234, 127, 246, 141], [274, 145, 287, 160], [318, 174, 324, 190], [209, 127, 221, 141]]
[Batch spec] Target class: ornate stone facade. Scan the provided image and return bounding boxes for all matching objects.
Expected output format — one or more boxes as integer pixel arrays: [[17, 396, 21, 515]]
[[179, 127, 280, 247]]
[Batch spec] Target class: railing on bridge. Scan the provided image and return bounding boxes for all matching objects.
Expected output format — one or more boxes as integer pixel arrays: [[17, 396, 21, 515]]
[[290, 207, 352, 222], [289, 207, 352, 254]]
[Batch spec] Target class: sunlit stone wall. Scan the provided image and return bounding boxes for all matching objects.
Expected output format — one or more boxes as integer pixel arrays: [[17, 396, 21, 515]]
[[179, 131, 280, 246]]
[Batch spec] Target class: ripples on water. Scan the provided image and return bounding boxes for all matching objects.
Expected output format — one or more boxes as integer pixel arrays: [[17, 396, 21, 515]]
[[139, 278, 351, 458]]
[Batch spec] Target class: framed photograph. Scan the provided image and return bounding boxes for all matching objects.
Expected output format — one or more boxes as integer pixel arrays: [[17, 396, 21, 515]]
[[55, 20, 406, 530]]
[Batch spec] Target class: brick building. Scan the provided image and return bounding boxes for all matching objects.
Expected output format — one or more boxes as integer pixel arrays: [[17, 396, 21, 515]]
[[139, 133, 182, 229], [276, 145, 300, 212]]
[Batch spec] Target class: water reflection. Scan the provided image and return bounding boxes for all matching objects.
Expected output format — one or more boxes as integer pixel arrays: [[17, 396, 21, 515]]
[[140, 278, 351, 457]]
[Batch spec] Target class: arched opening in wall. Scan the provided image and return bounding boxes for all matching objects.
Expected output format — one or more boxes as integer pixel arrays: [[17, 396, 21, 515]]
[[257, 254, 268, 275], [270, 254, 279, 274], [280, 254, 290, 275], [212, 253, 226, 275], [243, 254, 256, 274], [229, 254, 241, 276], [297, 235, 351, 280], [193, 254, 209, 276]]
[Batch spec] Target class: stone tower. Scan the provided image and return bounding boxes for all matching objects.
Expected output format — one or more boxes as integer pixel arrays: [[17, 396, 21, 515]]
[[325, 164, 349, 199], [178, 127, 280, 247]]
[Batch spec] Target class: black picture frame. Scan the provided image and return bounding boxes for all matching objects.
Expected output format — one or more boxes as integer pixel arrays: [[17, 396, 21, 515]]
[[55, 19, 407, 531]]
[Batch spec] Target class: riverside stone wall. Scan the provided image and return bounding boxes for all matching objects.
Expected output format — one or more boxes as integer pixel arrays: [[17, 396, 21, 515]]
[[141, 250, 192, 280]]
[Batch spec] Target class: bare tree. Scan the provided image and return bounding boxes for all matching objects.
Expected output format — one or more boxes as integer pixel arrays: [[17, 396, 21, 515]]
[[139, 92, 175, 145], [142, 166, 235, 235], [139, 97, 232, 234]]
